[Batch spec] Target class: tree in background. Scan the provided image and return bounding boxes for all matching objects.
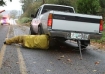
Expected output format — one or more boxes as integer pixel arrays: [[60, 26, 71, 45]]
[[20, 0, 35, 12], [99, 0, 105, 9], [46, 0, 71, 6], [20, 0, 77, 19], [0, 0, 6, 6], [9, 10, 18, 19], [21, 2, 42, 18], [45, 0, 55, 4], [99, 0, 105, 20], [77, 0, 100, 15], [20, 0, 105, 23], [53, 0, 71, 6], [0, 0, 12, 6], [70, 0, 77, 11], [46, 0, 77, 11]]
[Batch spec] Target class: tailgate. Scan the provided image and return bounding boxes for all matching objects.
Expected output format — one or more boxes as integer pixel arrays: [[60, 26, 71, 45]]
[[52, 12, 102, 33]]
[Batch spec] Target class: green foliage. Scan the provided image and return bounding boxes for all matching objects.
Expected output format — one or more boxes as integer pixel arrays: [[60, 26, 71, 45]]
[[69, 0, 77, 11], [104, 23, 105, 29], [20, 0, 78, 19], [99, 0, 105, 20], [54, 0, 71, 6], [20, 0, 37, 12], [19, 17, 31, 24], [46, 0, 78, 11], [46, 0, 71, 6], [77, 0, 100, 15], [45, 0, 56, 4], [0, 0, 6, 6], [99, 0, 105, 8], [20, 2, 42, 18], [0, 0, 12, 6]]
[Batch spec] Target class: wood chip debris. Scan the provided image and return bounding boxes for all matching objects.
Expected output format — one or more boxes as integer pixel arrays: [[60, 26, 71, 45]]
[[46, 69, 51, 71], [33, 62, 36, 63], [57, 58, 61, 60], [16, 62, 19, 64], [67, 59, 71, 62], [93, 70, 97, 72], [95, 61, 100, 65], [58, 55, 65, 60], [60, 55, 65, 58]]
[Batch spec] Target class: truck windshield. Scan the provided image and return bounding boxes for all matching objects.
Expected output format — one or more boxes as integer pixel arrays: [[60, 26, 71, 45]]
[[41, 5, 74, 14]]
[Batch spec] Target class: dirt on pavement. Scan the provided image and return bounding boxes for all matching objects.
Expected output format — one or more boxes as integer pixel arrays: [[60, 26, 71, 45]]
[[91, 42, 105, 51]]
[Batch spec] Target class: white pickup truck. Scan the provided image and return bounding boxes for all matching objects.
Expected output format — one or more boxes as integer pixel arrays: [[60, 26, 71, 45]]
[[30, 4, 103, 49]]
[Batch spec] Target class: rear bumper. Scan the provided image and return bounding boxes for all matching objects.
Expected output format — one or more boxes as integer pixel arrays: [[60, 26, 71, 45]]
[[49, 30, 102, 40], [89, 34, 102, 39]]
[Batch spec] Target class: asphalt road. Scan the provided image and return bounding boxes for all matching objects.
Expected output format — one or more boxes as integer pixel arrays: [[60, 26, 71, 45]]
[[0, 24, 105, 74]]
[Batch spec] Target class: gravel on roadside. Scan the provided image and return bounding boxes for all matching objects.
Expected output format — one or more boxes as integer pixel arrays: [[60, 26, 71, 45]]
[[90, 42, 105, 51]]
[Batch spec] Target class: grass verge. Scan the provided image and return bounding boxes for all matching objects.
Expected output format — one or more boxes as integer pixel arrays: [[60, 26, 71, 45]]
[[16, 17, 31, 26]]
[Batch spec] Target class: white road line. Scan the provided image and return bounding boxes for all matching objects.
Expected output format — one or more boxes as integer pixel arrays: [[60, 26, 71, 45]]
[[17, 47, 28, 74], [0, 45, 6, 69], [13, 26, 28, 74]]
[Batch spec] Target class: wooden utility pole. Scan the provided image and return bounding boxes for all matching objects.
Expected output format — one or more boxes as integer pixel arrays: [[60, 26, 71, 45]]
[[42, 0, 45, 4]]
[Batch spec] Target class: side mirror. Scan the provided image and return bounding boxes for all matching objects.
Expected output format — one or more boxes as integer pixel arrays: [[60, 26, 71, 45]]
[[31, 14, 35, 18]]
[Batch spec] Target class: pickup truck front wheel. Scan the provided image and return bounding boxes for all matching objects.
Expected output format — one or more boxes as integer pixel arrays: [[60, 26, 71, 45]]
[[77, 40, 90, 49], [29, 26, 36, 35], [1, 23, 3, 25]]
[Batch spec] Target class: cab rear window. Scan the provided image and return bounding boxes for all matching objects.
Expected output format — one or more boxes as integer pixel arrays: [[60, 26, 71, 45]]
[[41, 5, 74, 14]]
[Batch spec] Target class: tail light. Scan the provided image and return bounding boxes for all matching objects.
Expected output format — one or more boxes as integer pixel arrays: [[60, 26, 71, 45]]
[[99, 19, 103, 32], [47, 13, 53, 27]]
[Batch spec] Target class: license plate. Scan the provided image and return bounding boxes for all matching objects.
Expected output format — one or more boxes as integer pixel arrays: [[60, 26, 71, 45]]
[[67, 32, 89, 40]]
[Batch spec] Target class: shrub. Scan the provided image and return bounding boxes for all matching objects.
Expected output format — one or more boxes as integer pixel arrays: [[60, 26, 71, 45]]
[[19, 17, 31, 24], [77, 0, 100, 15]]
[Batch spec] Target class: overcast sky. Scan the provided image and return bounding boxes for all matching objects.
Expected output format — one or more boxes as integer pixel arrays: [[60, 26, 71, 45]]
[[0, 0, 22, 11]]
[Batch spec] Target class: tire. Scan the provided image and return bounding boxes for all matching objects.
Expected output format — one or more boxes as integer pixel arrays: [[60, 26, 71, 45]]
[[29, 25, 36, 35], [1, 23, 3, 25], [38, 26, 43, 35], [77, 40, 90, 49]]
